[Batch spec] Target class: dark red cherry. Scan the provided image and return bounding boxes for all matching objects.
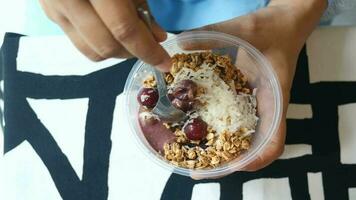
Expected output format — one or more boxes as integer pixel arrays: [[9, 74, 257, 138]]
[[137, 88, 159, 108], [173, 80, 197, 101], [170, 80, 198, 112], [183, 118, 208, 141], [171, 98, 194, 112]]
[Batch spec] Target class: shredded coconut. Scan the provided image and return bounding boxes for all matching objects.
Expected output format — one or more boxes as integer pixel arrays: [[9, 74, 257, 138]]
[[172, 64, 258, 134], [140, 94, 150, 102]]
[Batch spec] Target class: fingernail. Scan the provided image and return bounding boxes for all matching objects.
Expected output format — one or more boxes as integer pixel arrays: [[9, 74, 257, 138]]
[[153, 28, 167, 42], [157, 31, 167, 42], [155, 58, 172, 72]]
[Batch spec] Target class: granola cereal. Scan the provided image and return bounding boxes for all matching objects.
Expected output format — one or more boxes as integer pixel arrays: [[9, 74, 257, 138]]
[[143, 75, 156, 88], [138, 52, 258, 169]]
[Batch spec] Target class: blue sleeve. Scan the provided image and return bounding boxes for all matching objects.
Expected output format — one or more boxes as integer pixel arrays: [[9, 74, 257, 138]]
[[147, 0, 268, 31], [321, 0, 336, 23]]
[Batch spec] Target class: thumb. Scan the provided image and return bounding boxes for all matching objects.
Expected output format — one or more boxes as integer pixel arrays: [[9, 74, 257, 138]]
[[151, 21, 167, 42]]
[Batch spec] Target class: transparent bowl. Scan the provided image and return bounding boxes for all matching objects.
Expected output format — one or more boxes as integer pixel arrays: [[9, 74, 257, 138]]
[[123, 31, 282, 178]]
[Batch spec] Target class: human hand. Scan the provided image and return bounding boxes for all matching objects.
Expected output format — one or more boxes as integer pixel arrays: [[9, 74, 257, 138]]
[[194, 0, 327, 174], [39, 0, 171, 71]]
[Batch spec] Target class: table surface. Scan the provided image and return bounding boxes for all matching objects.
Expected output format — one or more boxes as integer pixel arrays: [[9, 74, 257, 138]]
[[1, 1, 356, 200]]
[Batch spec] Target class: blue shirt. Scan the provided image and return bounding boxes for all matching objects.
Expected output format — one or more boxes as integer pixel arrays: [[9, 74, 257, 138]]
[[147, 0, 267, 31]]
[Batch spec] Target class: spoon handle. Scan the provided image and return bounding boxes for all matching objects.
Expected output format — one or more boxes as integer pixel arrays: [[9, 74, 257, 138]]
[[153, 68, 168, 98]]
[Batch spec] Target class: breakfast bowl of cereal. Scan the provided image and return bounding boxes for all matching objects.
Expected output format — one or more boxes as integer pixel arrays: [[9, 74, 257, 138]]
[[123, 31, 282, 178]]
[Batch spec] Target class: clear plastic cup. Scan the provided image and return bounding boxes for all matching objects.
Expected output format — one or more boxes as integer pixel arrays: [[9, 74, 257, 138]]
[[123, 31, 282, 178]]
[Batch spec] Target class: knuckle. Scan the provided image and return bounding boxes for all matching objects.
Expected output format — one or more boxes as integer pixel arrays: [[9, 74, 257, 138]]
[[97, 45, 118, 59], [87, 53, 103, 62], [43, 10, 64, 24], [111, 21, 138, 42], [81, 46, 103, 61], [75, 42, 103, 61], [52, 15, 69, 26]]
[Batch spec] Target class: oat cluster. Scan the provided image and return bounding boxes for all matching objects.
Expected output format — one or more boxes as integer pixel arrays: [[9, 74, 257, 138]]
[[171, 52, 249, 92], [163, 129, 251, 169], [144, 52, 251, 92], [143, 75, 156, 88]]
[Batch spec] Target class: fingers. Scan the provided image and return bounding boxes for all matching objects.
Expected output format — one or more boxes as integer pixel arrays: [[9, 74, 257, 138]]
[[39, 0, 106, 61], [63, 0, 132, 59], [41, 0, 170, 69], [89, 0, 171, 71], [55, 18, 103, 61], [134, 0, 167, 42], [151, 21, 167, 42], [240, 121, 286, 171]]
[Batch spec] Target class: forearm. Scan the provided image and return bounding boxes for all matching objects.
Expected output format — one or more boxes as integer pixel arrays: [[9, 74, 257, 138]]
[[264, 0, 327, 92]]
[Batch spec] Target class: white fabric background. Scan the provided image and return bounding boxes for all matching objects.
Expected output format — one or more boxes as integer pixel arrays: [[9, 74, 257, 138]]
[[0, 27, 356, 200], [1, 0, 356, 199]]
